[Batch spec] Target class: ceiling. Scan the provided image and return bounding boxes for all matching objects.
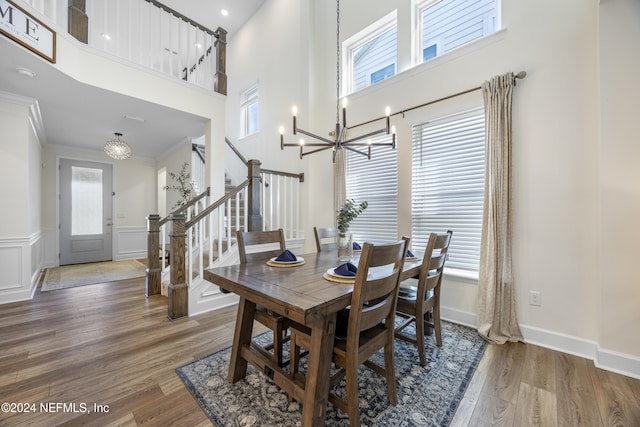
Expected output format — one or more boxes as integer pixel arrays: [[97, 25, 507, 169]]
[[0, 0, 264, 159]]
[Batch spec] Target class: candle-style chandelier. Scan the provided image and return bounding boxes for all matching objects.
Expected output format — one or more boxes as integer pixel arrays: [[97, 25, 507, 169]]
[[279, 0, 396, 162]]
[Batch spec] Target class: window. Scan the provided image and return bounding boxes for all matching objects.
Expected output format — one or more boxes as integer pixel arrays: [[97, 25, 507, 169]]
[[417, 0, 498, 64], [240, 83, 259, 138], [344, 11, 397, 94], [411, 108, 485, 272], [346, 134, 398, 244]]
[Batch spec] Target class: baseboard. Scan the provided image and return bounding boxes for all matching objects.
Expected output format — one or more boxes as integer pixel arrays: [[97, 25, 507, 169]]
[[438, 310, 640, 380], [520, 324, 640, 380]]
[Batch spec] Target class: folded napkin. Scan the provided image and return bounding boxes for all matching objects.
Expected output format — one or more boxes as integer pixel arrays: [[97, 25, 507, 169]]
[[406, 249, 415, 258], [275, 249, 297, 262], [335, 262, 358, 277], [352, 241, 362, 250]]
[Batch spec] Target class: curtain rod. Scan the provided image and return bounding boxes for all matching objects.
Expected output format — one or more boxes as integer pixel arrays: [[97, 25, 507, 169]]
[[348, 70, 527, 130]]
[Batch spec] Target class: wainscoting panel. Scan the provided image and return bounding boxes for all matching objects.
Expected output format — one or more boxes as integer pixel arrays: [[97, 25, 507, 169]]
[[0, 233, 42, 304], [114, 226, 147, 260]]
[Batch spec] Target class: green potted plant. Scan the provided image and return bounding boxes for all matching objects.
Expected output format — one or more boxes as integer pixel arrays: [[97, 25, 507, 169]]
[[336, 199, 368, 261]]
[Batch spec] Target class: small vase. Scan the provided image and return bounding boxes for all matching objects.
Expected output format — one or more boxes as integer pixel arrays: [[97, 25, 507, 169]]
[[338, 232, 353, 262]]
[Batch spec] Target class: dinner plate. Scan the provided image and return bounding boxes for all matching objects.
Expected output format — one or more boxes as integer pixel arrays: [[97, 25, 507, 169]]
[[269, 256, 304, 264], [326, 267, 356, 279]]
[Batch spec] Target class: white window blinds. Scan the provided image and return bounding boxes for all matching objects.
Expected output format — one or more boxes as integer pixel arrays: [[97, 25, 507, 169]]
[[346, 134, 398, 245], [411, 108, 485, 272]]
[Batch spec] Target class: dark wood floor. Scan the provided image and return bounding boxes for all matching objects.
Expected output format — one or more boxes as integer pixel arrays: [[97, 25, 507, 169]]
[[1, 273, 639, 426]]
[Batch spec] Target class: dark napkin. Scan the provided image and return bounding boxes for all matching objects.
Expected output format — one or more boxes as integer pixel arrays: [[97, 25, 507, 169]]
[[352, 241, 362, 250], [275, 249, 297, 262], [406, 249, 415, 258], [335, 262, 357, 277]]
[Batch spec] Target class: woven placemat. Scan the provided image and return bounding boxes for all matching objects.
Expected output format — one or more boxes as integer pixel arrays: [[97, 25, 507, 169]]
[[266, 260, 306, 268], [322, 272, 355, 283]]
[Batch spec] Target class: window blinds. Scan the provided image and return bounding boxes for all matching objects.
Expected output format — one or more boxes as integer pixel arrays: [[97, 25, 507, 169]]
[[411, 107, 485, 272], [346, 135, 398, 245]]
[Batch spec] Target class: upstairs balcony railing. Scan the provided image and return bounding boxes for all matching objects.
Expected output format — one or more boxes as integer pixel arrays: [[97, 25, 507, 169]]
[[18, 0, 227, 94]]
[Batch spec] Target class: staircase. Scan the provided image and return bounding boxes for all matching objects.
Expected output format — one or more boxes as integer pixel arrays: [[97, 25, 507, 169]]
[[147, 151, 305, 318]]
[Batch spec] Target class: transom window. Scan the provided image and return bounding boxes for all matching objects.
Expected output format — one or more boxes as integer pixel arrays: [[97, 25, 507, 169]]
[[416, 0, 499, 64], [240, 83, 259, 138], [344, 11, 397, 94]]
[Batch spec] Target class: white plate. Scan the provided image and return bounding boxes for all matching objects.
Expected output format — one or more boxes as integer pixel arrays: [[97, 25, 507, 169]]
[[326, 267, 357, 279], [405, 257, 420, 262], [269, 256, 304, 264]]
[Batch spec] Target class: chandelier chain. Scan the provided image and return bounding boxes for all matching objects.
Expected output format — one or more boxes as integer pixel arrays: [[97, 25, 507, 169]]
[[336, 0, 340, 125]]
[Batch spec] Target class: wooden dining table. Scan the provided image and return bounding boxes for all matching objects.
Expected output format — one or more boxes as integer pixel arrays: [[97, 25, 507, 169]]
[[203, 251, 422, 427]]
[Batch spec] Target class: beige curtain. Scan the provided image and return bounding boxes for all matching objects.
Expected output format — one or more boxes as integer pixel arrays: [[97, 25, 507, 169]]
[[477, 72, 523, 344], [333, 148, 347, 223]]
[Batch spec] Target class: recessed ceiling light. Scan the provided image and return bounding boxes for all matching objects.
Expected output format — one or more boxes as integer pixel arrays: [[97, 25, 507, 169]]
[[101, 33, 111, 40], [15, 67, 36, 78], [221, 9, 229, 17]]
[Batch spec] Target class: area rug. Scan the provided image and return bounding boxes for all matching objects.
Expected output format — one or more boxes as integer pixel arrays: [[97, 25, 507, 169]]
[[177, 320, 486, 426], [41, 259, 146, 291]]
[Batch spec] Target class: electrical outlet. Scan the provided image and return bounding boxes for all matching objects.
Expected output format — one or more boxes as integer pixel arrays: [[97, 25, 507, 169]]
[[529, 291, 542, 306]]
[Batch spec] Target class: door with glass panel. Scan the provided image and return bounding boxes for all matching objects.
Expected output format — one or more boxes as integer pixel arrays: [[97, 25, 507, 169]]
[[59, 159, 113, 265]]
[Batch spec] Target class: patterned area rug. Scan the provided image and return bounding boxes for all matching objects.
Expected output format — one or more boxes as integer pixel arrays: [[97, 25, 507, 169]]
[[41, 259, 147, 291], [177, 320, 486, 426]]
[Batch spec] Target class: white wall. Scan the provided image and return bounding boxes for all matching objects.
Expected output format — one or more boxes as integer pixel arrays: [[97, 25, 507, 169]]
[[40, 144, 157, 265], [0, 93, 43, 303], [229, 0, 640, 377], [598, 0, 640, 362]]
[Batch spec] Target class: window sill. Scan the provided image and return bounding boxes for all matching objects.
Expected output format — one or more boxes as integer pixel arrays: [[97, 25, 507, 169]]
[[443, 268, 478, 285]]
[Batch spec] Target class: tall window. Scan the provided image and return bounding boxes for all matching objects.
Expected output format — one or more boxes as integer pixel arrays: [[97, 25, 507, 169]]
[[416, 0, 498, 64], [346, 134, 398, 244], [411, 108, 485, 272], [344, 12, 397, 94], [240, 83, 259, 138]]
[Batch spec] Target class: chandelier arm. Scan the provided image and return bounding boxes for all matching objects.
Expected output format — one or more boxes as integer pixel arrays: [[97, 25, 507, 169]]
[[342, 127, 389, 145], [342, 145, 371, 158], [300, 146, 336, 157], [283, 142, 334, 148], [294, 128, 336, 144]]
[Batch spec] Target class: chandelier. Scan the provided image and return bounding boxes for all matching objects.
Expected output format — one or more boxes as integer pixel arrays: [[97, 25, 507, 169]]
[[279, 0, 396, 162], [103, 132, 132, 160]]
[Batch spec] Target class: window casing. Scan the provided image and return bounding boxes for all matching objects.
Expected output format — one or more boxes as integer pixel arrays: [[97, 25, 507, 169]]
[[416, 0, 499, 64], [240, 83, 259, 138], [344, 12, 397, 94], [346, 134, 398, 245], [411, 108, 485, 272]]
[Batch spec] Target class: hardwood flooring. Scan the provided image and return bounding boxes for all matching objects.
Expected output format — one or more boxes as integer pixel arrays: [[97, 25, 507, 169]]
[[1, 272, 639, 426]]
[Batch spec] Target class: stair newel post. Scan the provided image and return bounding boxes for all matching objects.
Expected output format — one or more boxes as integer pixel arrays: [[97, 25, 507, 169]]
[[168, 213, 188, 319], [68, 0, 88, 44], [247, 159, 263, 232], [214, 27, 227, 96], [145, 214, 161, 296]]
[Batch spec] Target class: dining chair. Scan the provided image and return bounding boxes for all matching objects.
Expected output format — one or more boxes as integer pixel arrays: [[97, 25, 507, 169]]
[[289, 237, 409, 426], [236, 228, 294, 367], [313, 226, 339, 252], [394, 230, 452, 366]]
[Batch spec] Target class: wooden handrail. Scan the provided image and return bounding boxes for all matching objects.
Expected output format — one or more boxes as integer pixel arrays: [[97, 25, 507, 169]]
[[144, 0, 218, 36], [261, 169, 305, 182], [226, 137, 248, 166], [192, 143, 205, 163], [174, 187, 210, 215], [186, 180, 249, 229]]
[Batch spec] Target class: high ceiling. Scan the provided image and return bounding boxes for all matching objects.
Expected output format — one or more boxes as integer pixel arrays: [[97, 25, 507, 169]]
[[0, 0, 264, 159]]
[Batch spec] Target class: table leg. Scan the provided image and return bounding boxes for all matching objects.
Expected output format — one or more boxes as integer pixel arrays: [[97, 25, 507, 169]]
[[228, 296, 256, 383], [301, 312, 337, 427]]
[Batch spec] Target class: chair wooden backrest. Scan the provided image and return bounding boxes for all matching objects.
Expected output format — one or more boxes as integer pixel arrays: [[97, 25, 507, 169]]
[[313, 226, 339, 252], [236, 229, 286, 264], [347, 236, 409, 341], [416, 231, 452, 302]]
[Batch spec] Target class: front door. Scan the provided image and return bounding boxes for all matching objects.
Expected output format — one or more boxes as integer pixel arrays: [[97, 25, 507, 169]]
[[59, 159, 113, 265]]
